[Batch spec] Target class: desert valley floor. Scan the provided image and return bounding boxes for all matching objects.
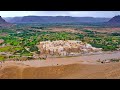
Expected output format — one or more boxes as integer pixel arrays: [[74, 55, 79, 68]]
[[0, 51, 120, 79]]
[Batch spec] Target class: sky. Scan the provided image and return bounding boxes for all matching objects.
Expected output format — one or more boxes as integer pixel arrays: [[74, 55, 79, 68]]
[[1, 11, 120, 18]]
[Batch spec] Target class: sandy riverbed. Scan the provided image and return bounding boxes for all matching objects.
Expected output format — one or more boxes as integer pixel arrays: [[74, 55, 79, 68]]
[[0, 51, 120, 79]]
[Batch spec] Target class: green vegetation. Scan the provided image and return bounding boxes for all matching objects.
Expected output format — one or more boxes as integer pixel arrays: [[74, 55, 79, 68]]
[[29, 46, 39, 52], [80, 29, 120, 51], [110, 59, 120, 62], [0, 55, 6, 61], [38, 32, 79, 41]]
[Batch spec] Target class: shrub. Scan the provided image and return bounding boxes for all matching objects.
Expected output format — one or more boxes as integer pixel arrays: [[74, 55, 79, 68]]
[[29, 45, 39, 52]]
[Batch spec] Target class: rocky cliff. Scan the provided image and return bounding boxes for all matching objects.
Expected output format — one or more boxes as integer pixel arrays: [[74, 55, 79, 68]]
[[0, 16, 13, 27], [4, 16, 110, 23]]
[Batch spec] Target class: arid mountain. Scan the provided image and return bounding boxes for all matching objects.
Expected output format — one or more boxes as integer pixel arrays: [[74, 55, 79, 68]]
[[0, 16, 8, 24], [4, 17, 22, 23], [4, 16, 111, 23], [0, 16, 13, 27], [105, 15, 120, 27], [108, 15, 120, 24]]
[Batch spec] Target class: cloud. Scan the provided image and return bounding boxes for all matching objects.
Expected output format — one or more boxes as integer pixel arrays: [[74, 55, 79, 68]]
[[0, 11, 120, 17], [35, 11, 120, 17], [35, 11, 70, 16], [0, 11, 38, 17]]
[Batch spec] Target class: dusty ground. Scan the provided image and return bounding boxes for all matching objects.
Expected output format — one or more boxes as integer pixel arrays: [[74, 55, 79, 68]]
[[0, 51, 120, 79], [32, 27, 120, 35], [1, 60, 120, 79], [39, 27, 120, 34], [84, 27, 120, 33], [34, 27, 84, 34]]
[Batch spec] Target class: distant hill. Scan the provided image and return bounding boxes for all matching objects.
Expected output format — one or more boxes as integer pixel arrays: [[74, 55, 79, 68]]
[[4, 16, 111, 23], [108, 15, 120, 24], [4, 17, 22, 23], [105, 15, 120, 27], [0, 16, 8, 24], [0, 16, 13, 27]]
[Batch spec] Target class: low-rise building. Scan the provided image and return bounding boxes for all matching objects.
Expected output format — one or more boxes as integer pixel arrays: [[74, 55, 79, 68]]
[[37, 40, 102, 56]]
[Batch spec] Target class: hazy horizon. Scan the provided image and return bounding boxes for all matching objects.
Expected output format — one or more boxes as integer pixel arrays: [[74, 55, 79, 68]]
[[1, 11, 120, 18]]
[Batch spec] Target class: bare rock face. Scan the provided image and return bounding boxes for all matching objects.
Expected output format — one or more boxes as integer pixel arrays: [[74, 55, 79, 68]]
[[0, 16, 13, 27], [108, 15, 120, 24], [0, 16, 8, 24]]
